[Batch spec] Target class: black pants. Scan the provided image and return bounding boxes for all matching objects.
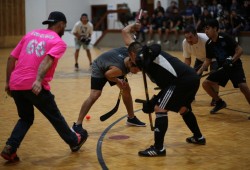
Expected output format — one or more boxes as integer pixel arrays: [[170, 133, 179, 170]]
[[6, 89, 78, 150]]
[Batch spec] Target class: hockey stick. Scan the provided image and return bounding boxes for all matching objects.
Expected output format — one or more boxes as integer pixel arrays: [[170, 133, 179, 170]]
[[135, 98, 145, 103], [142, 70, 154, 131], [201, 67, 223, 78], [100, 89, 123, 121]]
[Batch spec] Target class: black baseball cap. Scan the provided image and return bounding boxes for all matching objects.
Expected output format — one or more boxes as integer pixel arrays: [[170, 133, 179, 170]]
[[42, 11, 67, 25]]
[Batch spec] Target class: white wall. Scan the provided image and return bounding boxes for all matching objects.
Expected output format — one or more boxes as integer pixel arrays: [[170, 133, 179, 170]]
[[25, 0, 47, 33], [25, 0, 173, 46], [25, 0, 142, 32]]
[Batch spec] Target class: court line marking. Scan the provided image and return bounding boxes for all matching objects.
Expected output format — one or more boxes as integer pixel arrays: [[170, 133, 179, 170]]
[[96, 109, 141, 170]]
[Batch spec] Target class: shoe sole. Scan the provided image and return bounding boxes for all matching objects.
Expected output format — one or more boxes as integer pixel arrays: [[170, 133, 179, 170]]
[[186, 140, 206, 145], [1, 153, 20, 162], [138, 152, 166, 157], [126, 122, 146, 127]]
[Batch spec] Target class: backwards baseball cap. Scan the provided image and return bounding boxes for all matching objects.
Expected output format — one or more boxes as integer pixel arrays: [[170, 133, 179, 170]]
[[42, 11, 67, 25]]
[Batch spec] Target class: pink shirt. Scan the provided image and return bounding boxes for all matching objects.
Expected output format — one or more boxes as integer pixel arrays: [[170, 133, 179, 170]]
[[9, 29, 66, 90]]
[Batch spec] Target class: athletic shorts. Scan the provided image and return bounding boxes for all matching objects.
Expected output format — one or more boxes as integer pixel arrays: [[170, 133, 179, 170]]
[[194, 58, 218, 72], [74, 38, 91, 50], [91, 76, 126, 90], [156, 74, 200, 112], [206, 63, 246, 88]]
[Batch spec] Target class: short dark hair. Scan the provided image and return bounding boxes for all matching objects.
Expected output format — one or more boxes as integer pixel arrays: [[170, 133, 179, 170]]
[[81, 13, 88, 17], [184, 25, 197, 35], [205, 19, 219, 29], [128, 41, 142, 54]]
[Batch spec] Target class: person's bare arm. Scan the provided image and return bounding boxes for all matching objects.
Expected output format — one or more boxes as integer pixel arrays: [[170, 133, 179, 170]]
[[197, 58, 212, 75], [184, 58, 191, 66], [32, 55, 54, 95], [122, 23, 140, 46], [232, 45, 243, 62], [104, 66, 127, 88]]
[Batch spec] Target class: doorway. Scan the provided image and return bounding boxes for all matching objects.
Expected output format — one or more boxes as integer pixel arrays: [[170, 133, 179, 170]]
[[91, 5, 108, 31]]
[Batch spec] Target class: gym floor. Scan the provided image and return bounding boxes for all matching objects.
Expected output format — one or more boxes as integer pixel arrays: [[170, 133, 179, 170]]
[[0, 47, 249, 170]]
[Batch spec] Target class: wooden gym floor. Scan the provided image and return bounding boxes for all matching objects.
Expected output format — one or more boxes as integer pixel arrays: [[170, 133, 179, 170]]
[[0, 47, 249, 170]]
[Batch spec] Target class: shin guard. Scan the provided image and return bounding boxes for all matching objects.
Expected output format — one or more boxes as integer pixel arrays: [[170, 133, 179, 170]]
[[154, 112, 168, 150]]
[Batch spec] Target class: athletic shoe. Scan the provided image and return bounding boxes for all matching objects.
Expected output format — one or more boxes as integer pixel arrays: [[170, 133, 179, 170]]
[[138, 145, 166, 157], [72, 123, 88, 137], [70, 131, 88, 152], [126, 116, 146, 127], [186, 136, 206, 145], [210, 98, 216, 106], [1, 145, 19, 162], [75, 63, 79, 69], [210, 100, 227, 114]]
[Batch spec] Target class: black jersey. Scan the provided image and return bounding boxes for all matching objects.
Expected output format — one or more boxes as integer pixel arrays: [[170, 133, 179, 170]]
[[205, 32, 241, 66], [145, 48, 197, 89]]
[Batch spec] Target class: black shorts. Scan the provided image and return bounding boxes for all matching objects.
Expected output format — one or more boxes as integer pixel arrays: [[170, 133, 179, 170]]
[[91, 76, 126, 90], [194, 59, 218, 72], [156, 75, 200, 112], [206, 63, 246, 88]]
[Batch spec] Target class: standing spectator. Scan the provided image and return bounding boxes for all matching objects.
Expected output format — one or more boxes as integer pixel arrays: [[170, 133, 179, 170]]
[[72, 13, 93, 70], [200, 19, 250, 116], [1, 11, 88, 162]]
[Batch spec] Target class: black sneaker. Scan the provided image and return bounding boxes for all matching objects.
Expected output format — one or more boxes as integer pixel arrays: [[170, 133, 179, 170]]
[[186, 136, 206, 145], [70, 132, 88, 152], [138, 145, 166, 157], [210, 100, 227, 114], [1, 145, 19, 162], [126, 116, 146, 127], [210, 98, 216, 106], [72, 123, 88, 137], [75, 63, 79, 69]]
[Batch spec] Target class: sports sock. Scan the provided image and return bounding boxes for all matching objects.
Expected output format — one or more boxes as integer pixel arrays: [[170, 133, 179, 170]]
[[182, 110, 202, 138], [154, 112, 168, 150]]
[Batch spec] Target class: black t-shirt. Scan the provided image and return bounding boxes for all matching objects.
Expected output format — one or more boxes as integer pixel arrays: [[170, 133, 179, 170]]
[[205, 32, 240, 66], [143, 45, 197, 88]]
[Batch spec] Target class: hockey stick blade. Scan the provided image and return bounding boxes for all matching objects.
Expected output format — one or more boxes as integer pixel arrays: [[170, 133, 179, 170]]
[[100, 90, 123, 121], [135, 98, 146, 103], [100, 99, 121, 121]]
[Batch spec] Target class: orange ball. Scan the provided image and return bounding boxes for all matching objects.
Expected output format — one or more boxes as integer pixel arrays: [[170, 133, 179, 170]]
[[86, 115, 91, 120]]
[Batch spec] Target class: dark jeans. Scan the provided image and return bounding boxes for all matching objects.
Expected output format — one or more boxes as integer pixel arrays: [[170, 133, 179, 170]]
[[6, 89, 78, 150]]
